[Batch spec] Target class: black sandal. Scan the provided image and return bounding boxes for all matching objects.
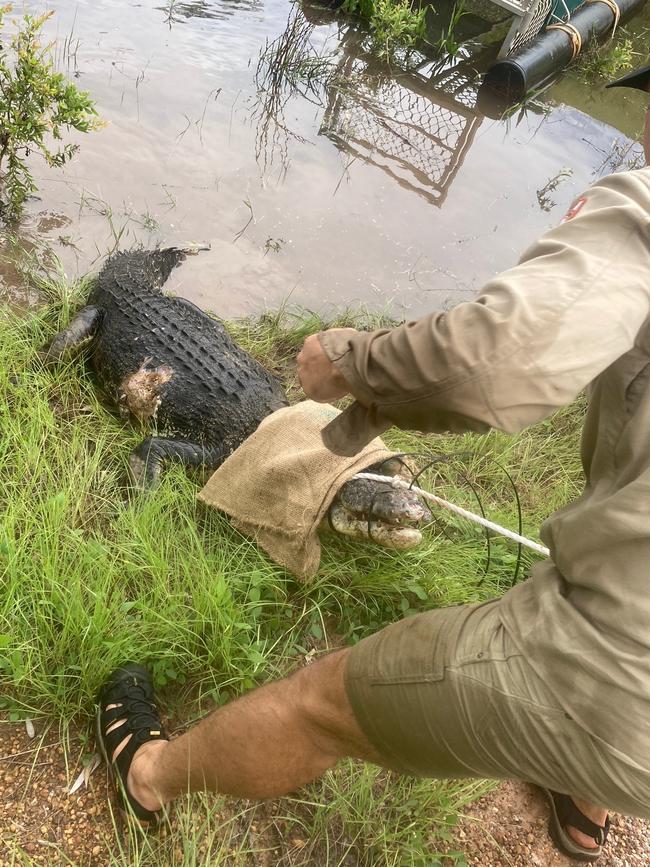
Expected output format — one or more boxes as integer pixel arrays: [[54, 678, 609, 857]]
[[543, 788, 610, 863], [96, 662, 168, 823]]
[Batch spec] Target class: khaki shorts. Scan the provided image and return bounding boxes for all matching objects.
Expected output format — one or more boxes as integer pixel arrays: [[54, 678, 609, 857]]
[[345, 598, 650, 818]]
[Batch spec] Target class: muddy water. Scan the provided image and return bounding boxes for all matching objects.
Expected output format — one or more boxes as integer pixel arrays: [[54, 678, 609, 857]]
[[1, 0, 647, 316]]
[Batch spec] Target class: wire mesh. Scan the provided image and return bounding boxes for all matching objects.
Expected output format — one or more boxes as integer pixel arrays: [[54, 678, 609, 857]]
[[507, 0, 554, 53], [463, 0, 554, 55], [320, 63, 482, 207], [358, 451, 532, 588]]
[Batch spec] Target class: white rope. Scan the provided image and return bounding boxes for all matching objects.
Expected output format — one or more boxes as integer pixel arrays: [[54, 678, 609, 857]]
[[354, 472, 551, 558]]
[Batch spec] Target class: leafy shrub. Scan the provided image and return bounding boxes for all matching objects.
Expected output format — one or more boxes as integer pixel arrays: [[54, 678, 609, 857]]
[[0, 5, 100, 221]]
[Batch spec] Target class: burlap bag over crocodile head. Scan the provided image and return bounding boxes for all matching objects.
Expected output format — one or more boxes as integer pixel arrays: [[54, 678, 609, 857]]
[[197, 400, 396, 581]]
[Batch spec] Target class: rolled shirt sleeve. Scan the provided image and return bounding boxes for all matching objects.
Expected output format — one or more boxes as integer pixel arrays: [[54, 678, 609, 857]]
[[320, 169, 650, 454]]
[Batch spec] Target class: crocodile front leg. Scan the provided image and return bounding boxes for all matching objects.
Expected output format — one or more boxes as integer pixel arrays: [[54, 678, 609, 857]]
[[129, 437, 227, 490], [38, 306, 103, 365]]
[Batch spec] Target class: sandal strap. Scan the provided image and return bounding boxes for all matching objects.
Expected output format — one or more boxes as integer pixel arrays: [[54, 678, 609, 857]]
[[97, 663, 168, 822], [551, 791, 610, 846], [102, 705, 166, 780]]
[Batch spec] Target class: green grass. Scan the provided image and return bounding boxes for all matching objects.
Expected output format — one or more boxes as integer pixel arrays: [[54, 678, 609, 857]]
[[0, 274, 586, 864], [342, 0, 428, 61], [573, 34, 636, 85]]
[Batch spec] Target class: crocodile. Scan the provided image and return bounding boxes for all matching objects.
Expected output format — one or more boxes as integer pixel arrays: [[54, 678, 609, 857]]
[[40, 247, 430, 548]]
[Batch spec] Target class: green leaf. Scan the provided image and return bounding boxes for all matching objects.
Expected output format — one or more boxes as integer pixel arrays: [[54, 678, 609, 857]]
[[0, 8, 99, 221]]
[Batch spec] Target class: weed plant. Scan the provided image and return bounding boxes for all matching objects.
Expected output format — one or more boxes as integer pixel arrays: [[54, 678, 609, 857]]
[[253, 9, 335, 172], [434, 2, 467, 58], [0, 6, 100, 222], [342, 0, 428, 61], [574, 34, 636, 85], [0, 277, 585, 863]]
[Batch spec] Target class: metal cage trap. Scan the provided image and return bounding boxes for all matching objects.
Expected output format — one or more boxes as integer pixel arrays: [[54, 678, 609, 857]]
[[465, 0, 555, 56]]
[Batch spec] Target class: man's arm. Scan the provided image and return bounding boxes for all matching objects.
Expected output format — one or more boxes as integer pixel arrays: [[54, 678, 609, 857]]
[[299, 169, 650, 447]]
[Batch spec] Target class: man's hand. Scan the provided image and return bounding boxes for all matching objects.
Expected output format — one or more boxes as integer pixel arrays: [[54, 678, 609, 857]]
[[297, 333, 351, 402]]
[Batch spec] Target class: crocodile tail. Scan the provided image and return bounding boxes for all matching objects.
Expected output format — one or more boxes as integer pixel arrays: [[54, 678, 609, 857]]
[[97, 246, 204, 297], [138, 244, 211, 288], [167, 243, 211, 255], [147, 247, 188, 286]]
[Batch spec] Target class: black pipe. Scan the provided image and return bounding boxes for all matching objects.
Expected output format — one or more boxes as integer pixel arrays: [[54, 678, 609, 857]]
[[477, 0, 647, 110]]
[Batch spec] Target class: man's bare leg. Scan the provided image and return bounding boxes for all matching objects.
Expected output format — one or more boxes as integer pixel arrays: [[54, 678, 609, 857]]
[[104, 648, 607, 851], [106, 649, 381, 809]]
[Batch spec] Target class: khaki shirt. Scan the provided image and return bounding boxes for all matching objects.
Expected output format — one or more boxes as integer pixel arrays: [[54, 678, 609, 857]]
[[320, 168, 650, 766]]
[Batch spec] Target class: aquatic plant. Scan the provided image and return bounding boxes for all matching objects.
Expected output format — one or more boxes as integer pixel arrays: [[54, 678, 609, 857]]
[[0, 6, 100, 222], [343, 0, 428, 61], [536, 167, 573, 212], [574, 34, 636, 85], [435, 1, 467, 57], [254, 9, 336, 172], [256, 11, 336, 106]]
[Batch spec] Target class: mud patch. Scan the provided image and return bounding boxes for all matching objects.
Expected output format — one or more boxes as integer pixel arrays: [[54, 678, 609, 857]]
[[120, 359, 173, 422], [35, 212, 72, 233], [0, 717, 113, 865], [0, 715, 271, 866], [444, 779, 650, 866], [2, 717, 648, 865]]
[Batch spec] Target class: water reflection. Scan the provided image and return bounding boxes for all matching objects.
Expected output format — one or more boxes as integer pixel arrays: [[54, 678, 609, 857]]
[[157, 0, 262, 25], [0, 228, 62, 307], [321, 49, 483, 207], [254, 6, 486, 206], [253, 9, 325, 174]]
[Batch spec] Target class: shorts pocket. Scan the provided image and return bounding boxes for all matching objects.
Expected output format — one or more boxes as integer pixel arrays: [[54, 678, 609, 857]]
[[367, 609, 452, 685]]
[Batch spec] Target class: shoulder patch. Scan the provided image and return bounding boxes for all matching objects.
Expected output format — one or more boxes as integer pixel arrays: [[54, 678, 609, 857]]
[[561, 196, 587, 223]]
